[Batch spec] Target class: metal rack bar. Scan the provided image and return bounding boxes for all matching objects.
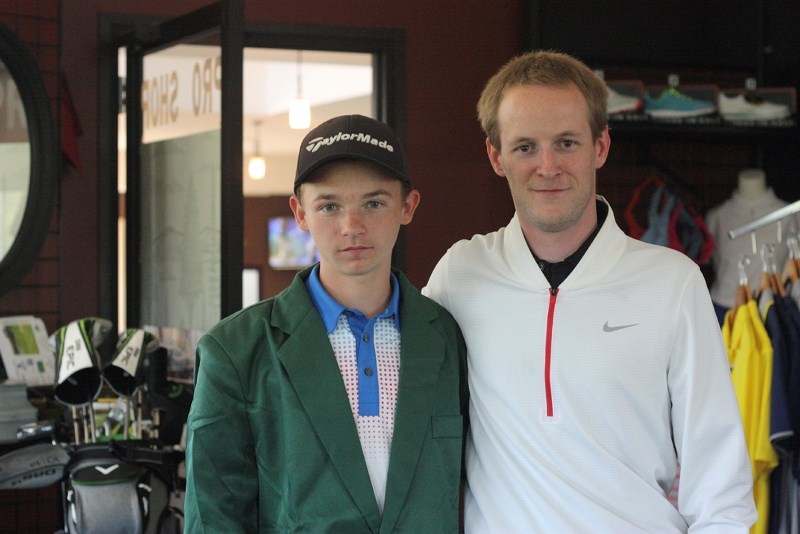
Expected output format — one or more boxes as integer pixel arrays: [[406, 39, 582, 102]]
[[728, 199, 800, 240]]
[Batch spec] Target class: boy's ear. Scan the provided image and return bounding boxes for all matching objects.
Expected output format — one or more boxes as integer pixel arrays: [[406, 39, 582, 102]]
[[401, 189, 421, 225], [289, 195, 309, 231]]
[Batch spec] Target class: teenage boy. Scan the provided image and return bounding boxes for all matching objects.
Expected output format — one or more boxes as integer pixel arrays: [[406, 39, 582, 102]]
[[184, 114, 467, 533]]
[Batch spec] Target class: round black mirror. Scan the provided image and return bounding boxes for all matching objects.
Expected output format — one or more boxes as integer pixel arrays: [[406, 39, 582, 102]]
[[0, 22, 57, 295]]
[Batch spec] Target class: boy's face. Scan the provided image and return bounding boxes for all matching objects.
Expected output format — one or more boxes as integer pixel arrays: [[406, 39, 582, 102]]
[[290, 160, 420, 280]]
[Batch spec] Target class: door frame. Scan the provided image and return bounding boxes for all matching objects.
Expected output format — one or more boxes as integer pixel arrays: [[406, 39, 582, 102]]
[[98, 12, 405, 329]]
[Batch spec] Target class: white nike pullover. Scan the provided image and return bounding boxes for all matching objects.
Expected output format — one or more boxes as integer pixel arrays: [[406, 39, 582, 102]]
[[423, 197, 756, 533]]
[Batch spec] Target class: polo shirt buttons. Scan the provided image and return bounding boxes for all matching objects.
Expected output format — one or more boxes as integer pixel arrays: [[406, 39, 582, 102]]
[[364, 368, 374, 376], [362, 333, 369, 342]]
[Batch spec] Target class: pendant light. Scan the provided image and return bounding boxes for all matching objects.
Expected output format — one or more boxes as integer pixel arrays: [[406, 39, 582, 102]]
[[248, 120, 266, 180], [289, 50, 311, 129]]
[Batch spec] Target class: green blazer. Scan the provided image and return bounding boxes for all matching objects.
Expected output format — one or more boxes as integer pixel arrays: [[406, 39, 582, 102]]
[[184, 268, 467, 533]]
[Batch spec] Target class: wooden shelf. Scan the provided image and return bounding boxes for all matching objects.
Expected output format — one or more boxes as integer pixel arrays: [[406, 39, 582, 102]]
[[608, 115, 799, 142]]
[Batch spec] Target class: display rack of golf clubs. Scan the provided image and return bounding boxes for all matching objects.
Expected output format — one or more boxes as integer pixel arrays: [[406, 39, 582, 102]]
[[0, 317, 192, 534]]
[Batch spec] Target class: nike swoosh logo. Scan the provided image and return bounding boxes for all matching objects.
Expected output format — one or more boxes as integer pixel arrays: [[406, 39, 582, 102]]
[[603, 321, 639, 332]]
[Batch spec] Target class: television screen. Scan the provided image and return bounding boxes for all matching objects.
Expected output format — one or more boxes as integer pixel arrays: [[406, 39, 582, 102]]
[[268, 216, 319, 270]]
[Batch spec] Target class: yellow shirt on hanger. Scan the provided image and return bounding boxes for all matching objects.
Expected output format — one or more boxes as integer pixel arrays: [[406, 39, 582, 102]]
[[722, 298, 778, 534]]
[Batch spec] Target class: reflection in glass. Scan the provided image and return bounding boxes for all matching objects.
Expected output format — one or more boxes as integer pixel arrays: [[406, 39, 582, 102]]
[[0, 59, 30, 262], [139, 44, 221, 333]]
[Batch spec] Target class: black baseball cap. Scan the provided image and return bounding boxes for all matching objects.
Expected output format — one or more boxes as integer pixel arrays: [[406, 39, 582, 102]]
[[294, 114, 412, 193]]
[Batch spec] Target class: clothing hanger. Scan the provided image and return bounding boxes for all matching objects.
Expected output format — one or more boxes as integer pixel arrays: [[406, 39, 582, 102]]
[[729, 255, 752, 325], [735, 255, 752, 309], [760, 243, 786, 297], [791, 234, 800, 278], [782, 236, 800, 284]]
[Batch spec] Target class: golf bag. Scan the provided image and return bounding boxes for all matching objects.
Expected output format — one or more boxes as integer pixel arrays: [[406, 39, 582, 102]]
[[0, 437, 184, 534], [61, 442, 182, 534], [1, 318, 191, 533]]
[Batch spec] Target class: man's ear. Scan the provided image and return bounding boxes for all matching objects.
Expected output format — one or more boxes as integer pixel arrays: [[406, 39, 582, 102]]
[[486, 138, 506, 177], [594, 127, 611, 170]]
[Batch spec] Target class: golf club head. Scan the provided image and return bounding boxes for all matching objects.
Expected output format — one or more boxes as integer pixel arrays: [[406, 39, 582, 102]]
[[0, 441, 71, 489], [103, 328, 159, 397], [49, 318, 112, 406], [16, 420, 61, 443]]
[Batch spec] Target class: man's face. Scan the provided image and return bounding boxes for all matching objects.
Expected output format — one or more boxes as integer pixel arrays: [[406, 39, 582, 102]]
[[487, 83, 610, 236], [290, 161, 419, 281]]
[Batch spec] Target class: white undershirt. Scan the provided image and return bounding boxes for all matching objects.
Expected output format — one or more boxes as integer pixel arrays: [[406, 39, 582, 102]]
[[328, 314, 401, 514]]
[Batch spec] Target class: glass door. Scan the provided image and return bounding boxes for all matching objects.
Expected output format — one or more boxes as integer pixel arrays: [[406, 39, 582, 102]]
[[122, 1, 243, 339]]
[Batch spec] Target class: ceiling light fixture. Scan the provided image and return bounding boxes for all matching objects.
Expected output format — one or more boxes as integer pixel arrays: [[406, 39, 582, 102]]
[[248, 120, 266, 180], [289, 50, 311, 130]]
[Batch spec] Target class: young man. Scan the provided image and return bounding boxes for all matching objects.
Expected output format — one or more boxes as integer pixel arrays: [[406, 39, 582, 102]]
[[423, 51, 757, 532], [184, 115, 467, 532]]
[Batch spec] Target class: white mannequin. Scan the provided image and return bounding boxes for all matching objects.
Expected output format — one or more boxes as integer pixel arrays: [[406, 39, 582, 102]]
[[706, 167, 797, 310], [736, 168, 767, 202]]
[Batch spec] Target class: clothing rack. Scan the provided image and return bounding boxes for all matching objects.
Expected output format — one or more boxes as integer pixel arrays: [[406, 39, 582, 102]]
[[728, 199, 800, 240]]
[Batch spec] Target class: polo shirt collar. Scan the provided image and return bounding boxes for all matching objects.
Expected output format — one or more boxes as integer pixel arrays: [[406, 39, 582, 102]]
[[305, 264, 401, 333]]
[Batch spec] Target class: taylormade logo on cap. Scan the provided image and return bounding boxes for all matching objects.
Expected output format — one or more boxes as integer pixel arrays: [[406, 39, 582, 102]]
[[305, 131, 395, 154], [294, 114, 411, 192]]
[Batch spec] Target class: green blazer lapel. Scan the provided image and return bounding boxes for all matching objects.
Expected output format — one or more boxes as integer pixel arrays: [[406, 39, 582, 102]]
[[274, 277, 381, 531], [381, 278, 448, 531]]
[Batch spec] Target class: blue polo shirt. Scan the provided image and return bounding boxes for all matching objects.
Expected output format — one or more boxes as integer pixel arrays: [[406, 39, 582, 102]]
[[305, 265, 401, 416]]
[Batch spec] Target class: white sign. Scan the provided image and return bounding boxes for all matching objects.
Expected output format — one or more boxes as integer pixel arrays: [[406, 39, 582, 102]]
[[0, 315, 53, 386], [141, 48, 222, 144]]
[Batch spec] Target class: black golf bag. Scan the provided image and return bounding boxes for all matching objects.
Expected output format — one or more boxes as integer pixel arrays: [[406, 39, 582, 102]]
[[1, 319, 191, 533], [61, 441, 183, 534]]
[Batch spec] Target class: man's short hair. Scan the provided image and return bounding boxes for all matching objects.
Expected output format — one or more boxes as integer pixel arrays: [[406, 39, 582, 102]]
[[477, 50, 608, 149]]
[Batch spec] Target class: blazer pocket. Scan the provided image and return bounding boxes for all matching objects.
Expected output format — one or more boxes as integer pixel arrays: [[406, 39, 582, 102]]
[[431, 414, 463, 438], [189, 413, 228, 430]]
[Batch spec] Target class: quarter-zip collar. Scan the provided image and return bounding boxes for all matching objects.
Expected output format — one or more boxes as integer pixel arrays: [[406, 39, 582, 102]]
[[534, 201, 608, 288], [503, 196, 627, 291]]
